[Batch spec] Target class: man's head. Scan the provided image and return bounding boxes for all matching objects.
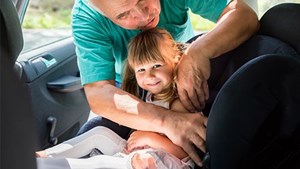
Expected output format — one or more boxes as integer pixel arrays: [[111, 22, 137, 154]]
[[89, 0, 161, 30]]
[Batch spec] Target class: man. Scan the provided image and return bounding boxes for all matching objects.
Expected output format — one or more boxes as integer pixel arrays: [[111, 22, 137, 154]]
[[72, 0, 259, 166]]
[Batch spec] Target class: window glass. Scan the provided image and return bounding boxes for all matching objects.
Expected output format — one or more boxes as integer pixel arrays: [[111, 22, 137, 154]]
[[257, 0, 300, 18], [20, 0, 300, 54], [21, 0, 73, 54], [190, 0, 300, 33]]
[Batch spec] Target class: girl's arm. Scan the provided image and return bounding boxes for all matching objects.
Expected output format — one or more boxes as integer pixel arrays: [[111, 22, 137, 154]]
[[126, 131, 188, 160], [84, 81, 207, 165], [126, 99, 198, 159], [170, 98, 189, 113]]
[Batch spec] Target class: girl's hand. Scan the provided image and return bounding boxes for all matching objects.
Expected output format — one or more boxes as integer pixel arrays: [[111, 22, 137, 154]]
[[126, 131, 155, 152], [127, 130, 188, 160]]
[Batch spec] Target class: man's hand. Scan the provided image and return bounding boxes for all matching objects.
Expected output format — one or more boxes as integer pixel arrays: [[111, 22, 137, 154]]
[[162, 111, 208, 167], [176, 0, 259, 112], [176, 44, 210, 112]]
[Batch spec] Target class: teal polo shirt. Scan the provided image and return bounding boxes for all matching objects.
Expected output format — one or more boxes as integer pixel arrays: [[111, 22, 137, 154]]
[[72, 0, 228, 85]]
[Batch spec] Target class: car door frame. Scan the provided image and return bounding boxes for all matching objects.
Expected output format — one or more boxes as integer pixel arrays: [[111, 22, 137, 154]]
[[14, 0, 90, 149]]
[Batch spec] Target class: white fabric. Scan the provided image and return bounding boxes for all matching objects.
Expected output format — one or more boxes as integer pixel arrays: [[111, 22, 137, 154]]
[[44, 126, 194, 168], [145, 92, 170, 109], [45, 126, 127, 158], [65, 148, 193, 169]]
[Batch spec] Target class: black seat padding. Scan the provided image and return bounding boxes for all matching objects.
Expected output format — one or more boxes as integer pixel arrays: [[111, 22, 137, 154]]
[[203, 35, 299, 116], [1, 1, 37, 169], [1, 1, 71, 169], [1, 51, 38, 169], [205, 54, 300, 169], [0, 0, 23, 65], [259, 3, 300, 54], [203, 3, 300, 169]]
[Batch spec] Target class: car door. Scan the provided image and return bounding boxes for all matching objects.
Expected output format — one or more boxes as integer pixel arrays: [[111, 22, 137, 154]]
[[13, 0, 90, 149]]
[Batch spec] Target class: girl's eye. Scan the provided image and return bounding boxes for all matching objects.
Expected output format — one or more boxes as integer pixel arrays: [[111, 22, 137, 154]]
[[153, 64, 162, 69], [137, 68, 145, 73]]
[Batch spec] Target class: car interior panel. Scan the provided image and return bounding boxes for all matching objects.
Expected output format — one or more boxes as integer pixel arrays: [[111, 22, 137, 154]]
[[2, 0, 90, 151], [1, 1, 37, 169], [1, 0, 300, 169]]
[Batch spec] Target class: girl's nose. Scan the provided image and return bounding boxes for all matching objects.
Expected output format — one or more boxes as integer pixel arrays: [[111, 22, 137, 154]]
[[146, 69, 155, 78]]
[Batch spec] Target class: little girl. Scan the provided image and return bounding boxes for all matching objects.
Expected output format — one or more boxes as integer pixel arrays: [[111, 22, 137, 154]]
[[122, 28, 188, 112], [36, 28, 193, 169]]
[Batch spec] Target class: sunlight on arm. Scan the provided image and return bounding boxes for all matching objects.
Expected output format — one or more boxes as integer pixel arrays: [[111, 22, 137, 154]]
[[113, 93, 140, 114]]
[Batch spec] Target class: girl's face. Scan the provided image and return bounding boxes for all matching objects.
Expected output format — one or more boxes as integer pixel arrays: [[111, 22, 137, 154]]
[[134, 61, 174, 94]]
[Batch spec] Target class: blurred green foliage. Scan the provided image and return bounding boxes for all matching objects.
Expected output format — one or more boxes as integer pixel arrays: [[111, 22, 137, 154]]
[[22, 8, 215, 31], [190, 12, 215, 31], [23, 0, 300, 30], [23, 9, 71, 28]]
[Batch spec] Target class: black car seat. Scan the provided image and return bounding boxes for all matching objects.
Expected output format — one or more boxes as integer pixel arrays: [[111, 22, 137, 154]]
[[203, 3, 300, 169], [205, 54, 300, 169], [1, 0, 37, 169], [259, 3, 300, 53], [1, 0, 300, 168], [188, 22, 299, 117], [0, 1, 71, 169]]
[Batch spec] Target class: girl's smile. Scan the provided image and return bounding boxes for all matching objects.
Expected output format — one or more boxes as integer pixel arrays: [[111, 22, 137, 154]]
[[134, 61, 174, 94]]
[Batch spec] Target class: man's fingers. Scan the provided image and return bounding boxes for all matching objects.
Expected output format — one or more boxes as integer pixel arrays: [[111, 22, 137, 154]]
[[183, 143, 203, 167], [189, 115, 207, 152], [194, 87, 205, 110], [197, 113, 208, 138], [178, 78, 209, 112], [190, 133, 206, 153], [179, 113, 207, 167], [195, 79, 209, 109], [177, 88, 196, 112], [204, 82, 209, 100], [187, 88, 202, 111]]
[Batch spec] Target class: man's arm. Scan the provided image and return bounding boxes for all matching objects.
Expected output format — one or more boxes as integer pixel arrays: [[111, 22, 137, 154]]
[[191, 0, 259, 59], [84, 80, 164, 131], [84, 80, 207, 166], [177, 0, 259, 111]]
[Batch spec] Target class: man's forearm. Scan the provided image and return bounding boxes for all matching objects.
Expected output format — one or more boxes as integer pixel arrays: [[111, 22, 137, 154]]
[[192, 0, 259, 59], [84, 81, 167, 132]]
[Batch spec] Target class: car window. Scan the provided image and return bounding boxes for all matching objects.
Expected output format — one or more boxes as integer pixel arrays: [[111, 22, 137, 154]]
[[20, 0, 73, 56], [190, 0, 300, 34], [16, 0, 300, 59], [256, 0, 300, 18]]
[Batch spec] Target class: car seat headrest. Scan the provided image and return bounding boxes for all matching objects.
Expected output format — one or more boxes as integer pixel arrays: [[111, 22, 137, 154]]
[[0, 0, 24, 65], [259, 3, 300, 55]]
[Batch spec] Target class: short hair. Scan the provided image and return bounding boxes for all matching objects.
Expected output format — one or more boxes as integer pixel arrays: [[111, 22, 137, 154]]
[[88, 0, 105, 16]]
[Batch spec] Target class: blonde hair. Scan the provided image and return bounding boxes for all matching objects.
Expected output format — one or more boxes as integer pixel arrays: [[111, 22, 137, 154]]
[[122, 28, 181, 102]]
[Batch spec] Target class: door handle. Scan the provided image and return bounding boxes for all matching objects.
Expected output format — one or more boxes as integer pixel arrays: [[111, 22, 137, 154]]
[[47, 116, 58, 146], [47, 75, 82, 93]]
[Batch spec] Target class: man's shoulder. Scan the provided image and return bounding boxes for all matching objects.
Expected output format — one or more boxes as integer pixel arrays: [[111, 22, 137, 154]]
[[160, 0, 186, 11], [72, 0, 106, 22]]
